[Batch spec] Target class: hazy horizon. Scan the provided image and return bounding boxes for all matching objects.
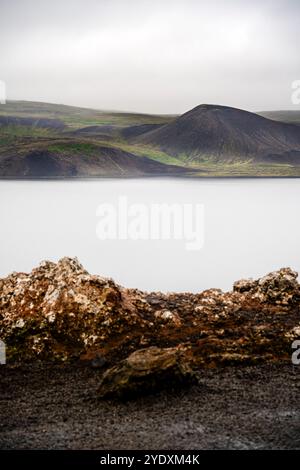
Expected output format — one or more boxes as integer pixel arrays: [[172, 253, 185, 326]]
[[1, 0, 300, 114], [4, 98, 300, 116]]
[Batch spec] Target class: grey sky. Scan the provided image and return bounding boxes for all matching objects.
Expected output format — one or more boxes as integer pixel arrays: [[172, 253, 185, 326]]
[[0, 0, 299, 114]]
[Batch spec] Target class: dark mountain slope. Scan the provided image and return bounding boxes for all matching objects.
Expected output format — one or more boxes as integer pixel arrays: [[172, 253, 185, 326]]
[[70, 123, 164, 140], [121, 123, 164, 139], [137, 104, 300, 163]]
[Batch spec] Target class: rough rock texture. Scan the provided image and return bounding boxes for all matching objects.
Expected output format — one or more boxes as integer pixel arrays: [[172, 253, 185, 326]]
[[0, 257, 145, 362], [0, 258, 299, 368], [233, 267, 299, 304], [98, 346, 196, 398]]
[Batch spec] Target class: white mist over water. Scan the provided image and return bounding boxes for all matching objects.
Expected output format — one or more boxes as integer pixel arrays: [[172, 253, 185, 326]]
[[0, 178, 299, 293]]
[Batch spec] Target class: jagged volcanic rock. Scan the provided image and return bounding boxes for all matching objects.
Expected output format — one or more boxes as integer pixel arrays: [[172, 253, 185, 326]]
[[0, 258, 299, 367], [0, 257, 146, 361], [233, 267, 299, 304]]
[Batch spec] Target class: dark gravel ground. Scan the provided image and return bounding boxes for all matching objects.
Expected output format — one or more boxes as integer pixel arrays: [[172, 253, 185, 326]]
[[0, 363, 300, 450]]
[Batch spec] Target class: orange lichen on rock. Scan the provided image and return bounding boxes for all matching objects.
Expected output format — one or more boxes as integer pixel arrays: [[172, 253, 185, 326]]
[[0, 259, 299, 368]]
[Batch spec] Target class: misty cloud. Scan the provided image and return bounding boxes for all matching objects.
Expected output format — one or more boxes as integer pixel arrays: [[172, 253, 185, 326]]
[[0, 0, 299, 113]]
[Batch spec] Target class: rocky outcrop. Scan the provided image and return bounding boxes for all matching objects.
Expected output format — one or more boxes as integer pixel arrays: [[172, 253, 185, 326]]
[[0, 258, 299, 370], [0, 258, 145, 361], [98, 346, 196, 398], [233, 267, 299, 304]]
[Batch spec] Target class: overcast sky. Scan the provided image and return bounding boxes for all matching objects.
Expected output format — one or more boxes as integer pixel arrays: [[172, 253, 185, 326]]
[[0, 0, 299, 114]]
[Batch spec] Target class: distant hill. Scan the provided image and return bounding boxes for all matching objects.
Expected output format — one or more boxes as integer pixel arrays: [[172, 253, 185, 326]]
[[136, 104, 300, 164], [0, 100, 175, 129], [0, 115, 65, 130], [0, 101, 186, 177], [259, 111, 300, 125], [1, 100, 300, 177]]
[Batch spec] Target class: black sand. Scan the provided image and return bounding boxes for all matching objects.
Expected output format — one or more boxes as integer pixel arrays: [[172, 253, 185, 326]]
[[0, 363, 299, 450]]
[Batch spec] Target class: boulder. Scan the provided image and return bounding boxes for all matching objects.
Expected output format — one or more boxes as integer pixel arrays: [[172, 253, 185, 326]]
[[98, 346, 196, 398]]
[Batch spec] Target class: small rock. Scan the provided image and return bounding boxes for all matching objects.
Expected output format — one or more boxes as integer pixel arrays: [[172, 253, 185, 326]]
[[233, 278, 257, 293], [15, 319, 25, 328], [154, 310, 181, 326], [91, 353, 107, 369]]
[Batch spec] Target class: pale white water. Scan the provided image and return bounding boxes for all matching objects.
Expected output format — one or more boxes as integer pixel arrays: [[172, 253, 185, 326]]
[[0, 178, 299, 293]]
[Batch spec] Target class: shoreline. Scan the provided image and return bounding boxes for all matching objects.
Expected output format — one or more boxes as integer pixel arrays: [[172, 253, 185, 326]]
[[1, 175, 300, 181]]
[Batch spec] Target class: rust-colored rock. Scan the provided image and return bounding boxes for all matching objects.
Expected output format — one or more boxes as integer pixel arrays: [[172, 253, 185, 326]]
[[0, 257, 145, 361], [0, 258, 299, 368]]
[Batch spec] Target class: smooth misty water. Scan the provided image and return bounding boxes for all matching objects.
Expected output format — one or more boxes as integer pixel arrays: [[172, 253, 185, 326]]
[[0, 178, 300, 293]]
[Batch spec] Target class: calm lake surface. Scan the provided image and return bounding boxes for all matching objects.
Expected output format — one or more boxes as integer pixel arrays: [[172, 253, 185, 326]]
[[0, 178, 299, 293]]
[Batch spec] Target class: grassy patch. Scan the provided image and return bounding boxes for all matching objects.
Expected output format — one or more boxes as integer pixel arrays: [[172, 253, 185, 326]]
[[48, 142, 98, 155], [189, 162, 300, 177], [0, 125, 56, 139], [105, 141, 184, 166]]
